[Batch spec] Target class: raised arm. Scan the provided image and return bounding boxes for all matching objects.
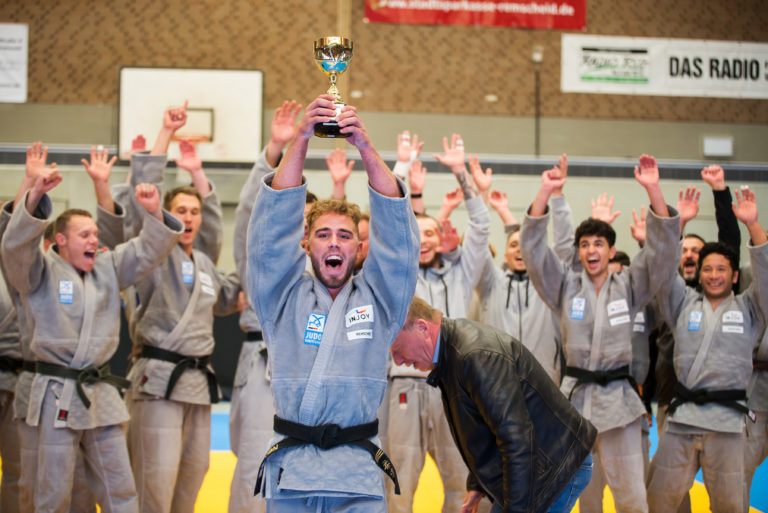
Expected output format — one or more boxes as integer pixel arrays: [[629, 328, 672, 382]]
[[15, 142, 55, 212], [488, 190, 518, 226], [151, 100, 188, 155], [408, 160, 427, 214], [590, 193, 622, 224], [676, 186, 701, 235], [392, 130, 423, 182], [634, 154, 668, 217], [273, 95, 336, 190], [174, 139, 212, 196], [434, 134, 480, 201], [529, 167, 566, 218], [733, 188, 766, 247], [435, 187, 464, 222], [468, 155, 492, 204], [82, 145, 118, 214], [703, 164, 741, 260], [265, 100, 302, 168], [326, 148, 354, 200], [338, 104, 401, 197]]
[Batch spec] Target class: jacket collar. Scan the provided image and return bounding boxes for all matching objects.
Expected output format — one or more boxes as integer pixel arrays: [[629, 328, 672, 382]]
[[426, 318, 452, 387]]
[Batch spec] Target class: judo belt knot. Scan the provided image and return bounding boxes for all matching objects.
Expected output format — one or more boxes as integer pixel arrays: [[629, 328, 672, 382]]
[[667, 382, 754, 422], [565, 365, 642, 402], [140, 345, 219, 403], [254, 416, 401, 496], [34, 361, 131, 409]]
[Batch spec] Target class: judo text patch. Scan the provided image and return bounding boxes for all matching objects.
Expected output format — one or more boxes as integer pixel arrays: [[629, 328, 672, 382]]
[[688, 311, 702, 331], [59, 280, 74, 304], [304, 313, 327, 346], [346, 305, 373, 327], [182, 261, 195, 284], [570, 297, 586, 320]]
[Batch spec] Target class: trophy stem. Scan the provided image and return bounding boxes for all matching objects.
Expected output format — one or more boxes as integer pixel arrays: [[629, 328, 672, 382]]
[[327, 72, 341, 102]]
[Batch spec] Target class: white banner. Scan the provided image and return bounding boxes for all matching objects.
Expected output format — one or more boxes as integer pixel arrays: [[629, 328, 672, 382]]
[[561, 34, 768, 99], [0, 23, 28, 103]]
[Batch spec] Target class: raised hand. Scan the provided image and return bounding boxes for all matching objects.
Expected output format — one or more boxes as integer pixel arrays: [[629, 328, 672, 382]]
[[468, 154, 492, 197], [634, 154, 660, 189], [551, 153, 568, 196], [397, 130, 424, 162], [337, 104, 375, 152], [82, 145, 117, 183], [134, 183, 162, 220], [163, 100, 188, 131], [25, 165, 62, 214], [590, 193, 621, 224], [488, 189, 509, 212], [131, 135, 147, 153], [701, 165, 726, 191], [630, 206, 647, 246], [326, 148, 354, 184], [443, 187, 464, 211], [437, 218, 460, 253], [677, 186, 701, 227], [433, 134, 466, 170], [26, 141, 50, 181], [733, 187, 758, 226], [271, 100, 302, 146], [174, 139, 203, 173], [541, 167, 566, 194], [408, 160, 427, 194], [295, 95, 337, 140]]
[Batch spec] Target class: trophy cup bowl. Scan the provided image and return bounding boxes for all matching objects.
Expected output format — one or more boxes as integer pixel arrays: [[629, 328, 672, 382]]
[[314, 37, 353, 138]]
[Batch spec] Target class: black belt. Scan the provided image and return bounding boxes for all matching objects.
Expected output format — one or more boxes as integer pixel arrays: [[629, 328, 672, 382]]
[[22, 360, 35, 373], [0, 356, 23, 374], [255, 416, 400, 496], [565, 365, 641, 402], [245, 331, 263, 341], [35, 361, 130, 409], [140, 345, 219, 403], [667, 382, 755, 422], [754, 360, 768, 371]]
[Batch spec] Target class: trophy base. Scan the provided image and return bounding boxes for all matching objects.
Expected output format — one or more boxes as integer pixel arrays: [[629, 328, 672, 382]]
[[314, 102, 350, 138], [314, 121, 350, 138]]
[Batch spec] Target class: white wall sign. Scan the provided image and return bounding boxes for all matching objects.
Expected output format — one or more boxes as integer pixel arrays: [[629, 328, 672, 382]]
[[119, 67, 263, 163], [562, 34, 768, 99], [0, 23, 28, 103]]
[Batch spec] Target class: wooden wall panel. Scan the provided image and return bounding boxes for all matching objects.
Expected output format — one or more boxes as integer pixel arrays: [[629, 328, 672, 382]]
[[2, 0, 766, 122]]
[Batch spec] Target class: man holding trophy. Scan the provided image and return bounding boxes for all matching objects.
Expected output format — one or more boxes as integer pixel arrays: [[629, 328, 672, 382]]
[[246, 37, 420, 512]]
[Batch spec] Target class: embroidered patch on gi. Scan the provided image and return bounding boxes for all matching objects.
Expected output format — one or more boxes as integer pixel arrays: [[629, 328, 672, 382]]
[[346, 329, 372, 341], [399, 392, 407, 409], [722, 325, 744, 334], [57, 409, 68, 421], [182, 261, 195, 284], [688, 311, 702, 331], [201, 285, 215, 296], [570, 297, 586, 320], [345, 305, 373, 327], [633, 312, 646, 332], [58, 280, 74, 304], [609, 314, 631, 326], [198, 271, 213, 287], [723, 311, 744, 324], [607, 299, 629, 316], [303, 313, 326, 346]]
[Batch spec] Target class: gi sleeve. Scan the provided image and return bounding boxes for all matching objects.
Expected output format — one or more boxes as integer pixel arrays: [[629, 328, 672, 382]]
[[213, 271, 242, 317], [247, 173, 308, 336], [96, 202, 126, 250], [0, 193, 53, 296], [456, 196, 492, 292], [360, 177, 420, 335], [110, 152, 168, 243], [550, 195, 576, 265], [519, 207, 567, 314], [111, 210, 183, 290], [194, 182, 223, 264], [742, 241, 768, 328]]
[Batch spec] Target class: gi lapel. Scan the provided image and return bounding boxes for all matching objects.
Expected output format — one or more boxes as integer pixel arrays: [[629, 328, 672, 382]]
[[161, 250, 203, 350], [686, 296, 729, 384]]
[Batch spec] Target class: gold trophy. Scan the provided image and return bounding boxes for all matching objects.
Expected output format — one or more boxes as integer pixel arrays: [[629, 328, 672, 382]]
[[314, 37, 353, 138]]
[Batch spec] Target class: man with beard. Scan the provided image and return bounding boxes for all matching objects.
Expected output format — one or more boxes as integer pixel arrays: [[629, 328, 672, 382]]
[[646, 188, 767, 513], [386, 134, 490, 513], [247, 94, 419, 512], [520, 155, 680, 513]]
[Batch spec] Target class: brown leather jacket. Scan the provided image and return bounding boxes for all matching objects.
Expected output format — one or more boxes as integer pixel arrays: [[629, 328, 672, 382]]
[[427, 317, 597, 512]]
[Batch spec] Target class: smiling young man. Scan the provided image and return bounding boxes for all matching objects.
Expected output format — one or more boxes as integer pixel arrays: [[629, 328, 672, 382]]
[[520, 155, 680, 513], [246, 94, 418, 512], [646, 188, 767, 513], [1, 162, 183, 513]]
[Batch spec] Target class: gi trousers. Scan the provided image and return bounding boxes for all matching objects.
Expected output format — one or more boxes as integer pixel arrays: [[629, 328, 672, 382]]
[[0, 390, 20, 512], [228, 349, 273, 513], [36, 385, 137, 513], [265, 495, 386, 513], [744, 410, 768, 512], [385, 377, 466, 513], [127, 397, 210, 513], [646, 428, 745, 513]]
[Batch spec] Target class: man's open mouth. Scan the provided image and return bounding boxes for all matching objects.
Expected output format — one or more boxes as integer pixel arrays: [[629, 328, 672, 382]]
[[325, 255, 343, 268]]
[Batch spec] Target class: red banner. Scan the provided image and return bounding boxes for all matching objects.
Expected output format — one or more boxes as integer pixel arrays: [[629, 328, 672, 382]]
[[364, 0, 586, 30]]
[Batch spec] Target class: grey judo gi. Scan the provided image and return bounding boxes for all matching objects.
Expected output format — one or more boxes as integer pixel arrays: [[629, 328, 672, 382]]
[[101, 153, 239, 513], [477, 195, 574, 383], [388, 194, 490, 513], [520, 204, 680, 513], [646, 241, 768, 513], [228, 149, 274, 513], [1, 192, 182, 513], [746, 327, 768, 508], [247, 173, 418, 507], [0, 203, 96, 513]]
